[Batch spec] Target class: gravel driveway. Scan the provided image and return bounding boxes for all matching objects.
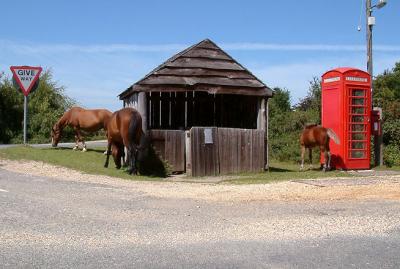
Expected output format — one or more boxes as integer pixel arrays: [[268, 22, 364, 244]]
[[1, 159, 400, 268]]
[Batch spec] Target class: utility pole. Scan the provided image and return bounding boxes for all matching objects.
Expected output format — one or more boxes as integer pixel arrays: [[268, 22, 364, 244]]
[[366, 0, 384, 166], [366, 0, 373, 77]]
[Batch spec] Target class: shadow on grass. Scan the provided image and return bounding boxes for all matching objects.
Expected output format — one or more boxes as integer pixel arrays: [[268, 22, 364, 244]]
[[268, 166, 293, 172], [138, 146, 169, 178]]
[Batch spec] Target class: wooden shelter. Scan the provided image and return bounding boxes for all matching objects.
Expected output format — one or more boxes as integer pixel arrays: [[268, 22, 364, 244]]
[[119, 39, 273, 176]]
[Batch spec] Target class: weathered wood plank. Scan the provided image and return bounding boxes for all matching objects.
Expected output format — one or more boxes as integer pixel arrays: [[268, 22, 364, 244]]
[[166, 58, 244, 71], [190, 127, 219, 177], [182, 48, 231, 60], [132, 85, 270, 97], [149, 130, 185, 172], [140, 76, 265, 88], [154, 68, 254, 79]]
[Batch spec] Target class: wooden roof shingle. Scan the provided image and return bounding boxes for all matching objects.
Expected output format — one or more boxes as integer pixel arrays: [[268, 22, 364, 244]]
[[119, 39, 273, 99]]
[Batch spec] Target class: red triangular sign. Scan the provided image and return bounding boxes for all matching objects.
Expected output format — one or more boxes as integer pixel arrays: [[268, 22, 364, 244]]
[[10, 66, 42, 96]]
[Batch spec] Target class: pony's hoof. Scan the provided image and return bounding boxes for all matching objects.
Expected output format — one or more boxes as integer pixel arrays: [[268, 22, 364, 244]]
[[82, 148, 87, 152], [72, 146, 78, 151], [128, 168, 137, 175], [103, 150, 107, 155]]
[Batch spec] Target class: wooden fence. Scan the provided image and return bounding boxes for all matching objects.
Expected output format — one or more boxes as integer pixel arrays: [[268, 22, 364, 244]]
[[149, 130, 185, 172], [149, 127, 266, 176], [187, 127, 265, 177]]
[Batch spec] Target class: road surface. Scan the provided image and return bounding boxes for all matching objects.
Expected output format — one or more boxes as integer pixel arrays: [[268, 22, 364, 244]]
[[1, 165, 400, 268]]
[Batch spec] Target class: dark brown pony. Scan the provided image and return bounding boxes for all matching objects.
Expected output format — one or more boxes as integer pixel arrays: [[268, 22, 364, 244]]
[[104, 107, 143, 175], [300, 124, 340, 171], [51, 107, 112, 151]]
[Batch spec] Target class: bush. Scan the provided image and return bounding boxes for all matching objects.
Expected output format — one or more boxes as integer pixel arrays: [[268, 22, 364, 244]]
[[383, 144, 400, 167]]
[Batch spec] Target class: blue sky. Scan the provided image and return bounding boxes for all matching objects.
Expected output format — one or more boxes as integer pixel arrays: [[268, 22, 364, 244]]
[[1, 0, 399, 111]]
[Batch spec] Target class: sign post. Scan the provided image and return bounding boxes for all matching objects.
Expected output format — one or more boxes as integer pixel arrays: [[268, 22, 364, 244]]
[[10, 66, 42, 144]]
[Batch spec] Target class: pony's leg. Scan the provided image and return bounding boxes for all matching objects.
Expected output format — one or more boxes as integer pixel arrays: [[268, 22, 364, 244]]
[[300, 146, 305, 170], [127, 146, 138, 175], [104, 141, 112, 168], [327, 151, 332, 170], [82, 141, 87, 152], [308, 148, 313, 169], [322, 148, 329, 172], [73, 134, 79, 150], [123, 146, 128, 167], [74, 129, 87, 152]]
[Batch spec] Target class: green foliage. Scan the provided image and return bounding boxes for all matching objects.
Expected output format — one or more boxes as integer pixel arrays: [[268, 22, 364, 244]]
[[0, 70, 75, 144], [296, 77, 321, 117], [269, 80, 322, 163], [383, 144, 400, 167], [0, 73, 24, 143], [373, 62, 400, 166]]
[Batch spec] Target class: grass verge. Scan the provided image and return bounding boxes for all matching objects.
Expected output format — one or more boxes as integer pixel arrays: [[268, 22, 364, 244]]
[[223, 160, 353, 184], [0, 146, 161, 181], [2, 146, 394, 184]]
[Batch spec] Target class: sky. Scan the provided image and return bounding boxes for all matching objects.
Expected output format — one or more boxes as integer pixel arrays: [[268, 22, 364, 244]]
[[1, 0, 399, 111]]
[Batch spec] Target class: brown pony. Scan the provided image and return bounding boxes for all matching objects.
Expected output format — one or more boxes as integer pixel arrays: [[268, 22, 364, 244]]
[[51, 107, 112, 151], [300, 124, 340, 171], [104, 107, 144, 175]]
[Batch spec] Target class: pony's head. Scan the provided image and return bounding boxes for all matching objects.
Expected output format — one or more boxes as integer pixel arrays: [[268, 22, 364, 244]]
[[111, 144, 124, 169], [51, 124, 61, 147]]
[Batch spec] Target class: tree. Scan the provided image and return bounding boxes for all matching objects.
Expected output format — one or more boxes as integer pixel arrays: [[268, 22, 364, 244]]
[[0, 73, 24, 143], [295, 77, 321, 125], [0, 69, 75, 144], [373, 62, 400, 166]]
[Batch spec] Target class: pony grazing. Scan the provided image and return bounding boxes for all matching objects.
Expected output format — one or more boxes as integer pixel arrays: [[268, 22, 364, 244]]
[[300, 124, 340, 171], [51, 107, 112, 151], [104, 107, 144, 175]]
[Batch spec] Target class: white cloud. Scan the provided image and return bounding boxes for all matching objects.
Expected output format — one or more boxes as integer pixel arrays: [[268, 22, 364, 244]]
[[2, 40, 400, 54]]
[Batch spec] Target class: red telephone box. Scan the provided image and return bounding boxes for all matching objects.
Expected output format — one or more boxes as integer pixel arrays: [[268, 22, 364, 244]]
[[321, 67, 371, 170]]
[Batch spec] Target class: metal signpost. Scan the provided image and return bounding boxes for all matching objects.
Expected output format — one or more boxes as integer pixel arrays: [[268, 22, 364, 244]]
[[10, 66, 42, 144]]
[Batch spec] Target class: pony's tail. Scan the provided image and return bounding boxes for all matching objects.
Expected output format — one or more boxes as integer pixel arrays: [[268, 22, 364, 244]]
[[128, 111, 142, 147], [127, 111, 142, 174], [327, 128, 340, 145]]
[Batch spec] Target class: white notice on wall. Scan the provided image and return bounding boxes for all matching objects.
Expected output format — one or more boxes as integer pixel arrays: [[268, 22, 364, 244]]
[[204, 128, 213, 144]]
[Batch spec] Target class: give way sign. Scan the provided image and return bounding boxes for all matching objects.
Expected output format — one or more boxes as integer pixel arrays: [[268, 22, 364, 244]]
[[10, 66, 42, 96]]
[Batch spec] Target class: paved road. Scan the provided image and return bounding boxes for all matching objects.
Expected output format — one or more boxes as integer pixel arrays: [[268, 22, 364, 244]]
[[1, 169, 400, 268], [0, 140, 107, 149]]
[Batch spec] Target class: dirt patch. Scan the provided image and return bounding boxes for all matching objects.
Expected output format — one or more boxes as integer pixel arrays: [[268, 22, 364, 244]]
[[1, 158, 399, 202]]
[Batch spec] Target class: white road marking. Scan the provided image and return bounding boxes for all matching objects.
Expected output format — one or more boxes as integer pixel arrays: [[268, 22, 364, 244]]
[[0, 188, 9, 193]]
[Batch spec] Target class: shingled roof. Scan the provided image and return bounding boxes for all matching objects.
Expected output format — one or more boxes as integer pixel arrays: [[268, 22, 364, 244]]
[[119, 39, 273, 99]]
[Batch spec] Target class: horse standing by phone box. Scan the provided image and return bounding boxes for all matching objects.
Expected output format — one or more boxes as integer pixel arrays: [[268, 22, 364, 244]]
[[300, 124, 340, 171], [51, 107, 112, 151]]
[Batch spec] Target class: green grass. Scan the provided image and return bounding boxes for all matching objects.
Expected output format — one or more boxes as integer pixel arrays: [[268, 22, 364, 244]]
[[0, 146, 161, 181], [223, 160, 353, 184], [3, 146, 396, 184]]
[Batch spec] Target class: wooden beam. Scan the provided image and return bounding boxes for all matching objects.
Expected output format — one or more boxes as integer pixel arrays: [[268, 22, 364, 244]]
[[137, 92, 147, 132], [140, 76, 265, 88]]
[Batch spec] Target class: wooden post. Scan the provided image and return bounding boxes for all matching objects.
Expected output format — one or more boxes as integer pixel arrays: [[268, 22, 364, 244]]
[[185, 130, 192, 176], [138, 92, 147, 132], [257, 98, 266, 131], [265, 99, 269, 171]]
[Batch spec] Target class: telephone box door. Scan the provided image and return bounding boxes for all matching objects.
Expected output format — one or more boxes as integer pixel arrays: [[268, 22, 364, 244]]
[[347, 87, 371, 168]]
